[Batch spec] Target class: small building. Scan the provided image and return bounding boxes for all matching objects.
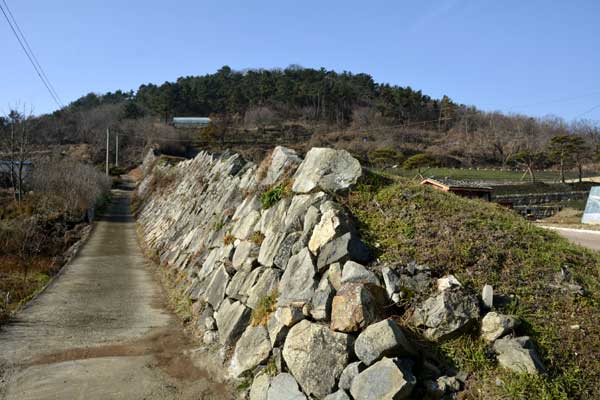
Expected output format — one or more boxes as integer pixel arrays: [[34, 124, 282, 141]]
[[172, 117, 211, 128], [420, 178, 493, 201]]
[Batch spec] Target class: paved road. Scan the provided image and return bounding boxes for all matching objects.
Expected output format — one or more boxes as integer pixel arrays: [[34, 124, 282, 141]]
[[0, 187, 232, 400], [545, 226, 600, 251]]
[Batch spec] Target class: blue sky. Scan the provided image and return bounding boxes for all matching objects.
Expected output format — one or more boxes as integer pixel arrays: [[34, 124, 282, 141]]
[[1, 0, 600, 121]]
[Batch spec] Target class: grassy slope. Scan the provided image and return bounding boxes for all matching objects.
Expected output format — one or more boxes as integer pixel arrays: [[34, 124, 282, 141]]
[[342, 172, 600, 399]]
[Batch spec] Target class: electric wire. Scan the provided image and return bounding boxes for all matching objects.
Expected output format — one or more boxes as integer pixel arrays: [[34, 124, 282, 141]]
[[0, 0, 63, 108]]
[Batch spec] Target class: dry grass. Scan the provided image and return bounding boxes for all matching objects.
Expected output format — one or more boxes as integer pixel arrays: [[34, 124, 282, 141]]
[[250, 231, 265, 246], [250, 290, 277, 327], [223, 234, 235, 245]]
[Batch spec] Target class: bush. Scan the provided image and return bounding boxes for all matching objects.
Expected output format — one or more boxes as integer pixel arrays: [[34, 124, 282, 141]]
[[402, 153, 440, 171], [368, 147, 404, 168], [109, 165, 127, 176], [30, 159, 112, 219]]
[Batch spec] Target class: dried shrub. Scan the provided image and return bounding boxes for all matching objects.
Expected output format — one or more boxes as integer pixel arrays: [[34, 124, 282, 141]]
[[223, 234, 235, 245], [250, 290, 277, 326], [250, 231, 265, 246], [30, 159, 112, 219]]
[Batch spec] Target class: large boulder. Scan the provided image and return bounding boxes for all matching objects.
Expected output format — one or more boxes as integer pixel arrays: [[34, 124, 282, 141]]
[[262, 146, 302, 186], [326, 262, 343, 291], [215, 299, 251, 346], [481, 312, 519, 342], [324, 391, 351, 400], [341, 261, 380, 285], [232, 210, 261, 240], [246, 268, 280, 310], [278, 248, 317, 307], [267, 373, 307, 400], [267, 312, 289, 347], [350, 357, 416, 400], [233, 194, 261, 221], [282, 320, 353, 398], [411, 289, 479, 340], [308, 206, 352, 254], [203, 264, 230, 309], [257, 197, 290, 235], [338, 361, 365, 391], [284, 192, 326, 233], [382, 263, 432, 299], [437, 275, 462, 292], [331, 283, 382, 333], [292, 148, 362, 193], [317, 232, 370, 270], [493, 336, 545, 374], [232, 240, 259, 270], [250, 372, 271, 400], [310, 274, 335, 321], [229, 325, 272, 377], [354, 319, 415, 366], [258, 230, 287, 267], [226, 264, 259, 301], [274, 232, 302, 270]]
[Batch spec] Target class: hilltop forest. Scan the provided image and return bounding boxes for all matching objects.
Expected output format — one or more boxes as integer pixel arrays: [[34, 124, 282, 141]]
[[4, 65, 600, 169]]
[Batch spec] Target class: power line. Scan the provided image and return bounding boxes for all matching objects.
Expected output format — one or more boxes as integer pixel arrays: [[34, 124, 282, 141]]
[[0, 1, 63, 108], [574, 103, 600, 119], [1, 0, 63, 107]]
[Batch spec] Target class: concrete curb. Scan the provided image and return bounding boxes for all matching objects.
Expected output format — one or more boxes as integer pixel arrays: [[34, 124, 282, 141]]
[[539, 225, 600, 235]]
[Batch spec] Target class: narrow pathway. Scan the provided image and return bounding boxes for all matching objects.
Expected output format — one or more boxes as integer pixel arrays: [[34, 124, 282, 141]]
[[0, 186, 232, 400], [542, 226, 600, 251]]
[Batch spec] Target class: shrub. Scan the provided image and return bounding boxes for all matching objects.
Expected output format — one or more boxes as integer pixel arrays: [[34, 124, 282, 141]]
[[30, 159, 112, 219], [368, 147, 404, 168], [402, 153, 440, 171], [108, 165, 127, 176]]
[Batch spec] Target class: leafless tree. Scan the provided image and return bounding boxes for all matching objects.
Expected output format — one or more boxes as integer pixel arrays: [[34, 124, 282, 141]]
[[0, 106, 35, 201], [244, 106, 279, 129]]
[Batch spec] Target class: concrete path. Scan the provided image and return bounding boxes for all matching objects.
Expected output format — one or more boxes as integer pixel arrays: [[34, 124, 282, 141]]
[[0, 187, 232, 400], [543, 226, 600, 251]]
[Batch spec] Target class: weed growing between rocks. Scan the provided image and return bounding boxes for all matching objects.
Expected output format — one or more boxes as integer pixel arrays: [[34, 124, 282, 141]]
[[250, 290, 277, 326], [344, 172, 600, 399], [250, 231, 265, 246], [223, 234, 235, 245], [260, 181, 292, 209]]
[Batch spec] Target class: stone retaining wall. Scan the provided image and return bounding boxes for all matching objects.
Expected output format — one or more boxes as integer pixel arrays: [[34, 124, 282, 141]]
[[135, 147, 544, 399]]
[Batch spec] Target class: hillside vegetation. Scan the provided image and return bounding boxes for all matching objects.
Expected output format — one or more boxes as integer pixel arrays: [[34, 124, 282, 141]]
[[343, 172, 600, 399], [14, 65, 599, 174]]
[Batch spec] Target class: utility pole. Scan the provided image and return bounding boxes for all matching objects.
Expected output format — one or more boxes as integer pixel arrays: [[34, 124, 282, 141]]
[[115, 132, 119, 167], [105, 127, 110, 175]]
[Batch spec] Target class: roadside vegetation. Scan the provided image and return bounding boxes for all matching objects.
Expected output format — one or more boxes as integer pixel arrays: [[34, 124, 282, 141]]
[[342, 171, 600, 399], [0, 157, 111, 323]]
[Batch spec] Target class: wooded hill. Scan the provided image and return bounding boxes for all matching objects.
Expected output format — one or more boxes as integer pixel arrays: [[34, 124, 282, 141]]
[[7, 65, 600, 170]]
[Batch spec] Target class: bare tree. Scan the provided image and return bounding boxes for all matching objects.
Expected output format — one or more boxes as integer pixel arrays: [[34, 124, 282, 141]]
[[0, 106, 35, 201], [244, 106, 279, 130]]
